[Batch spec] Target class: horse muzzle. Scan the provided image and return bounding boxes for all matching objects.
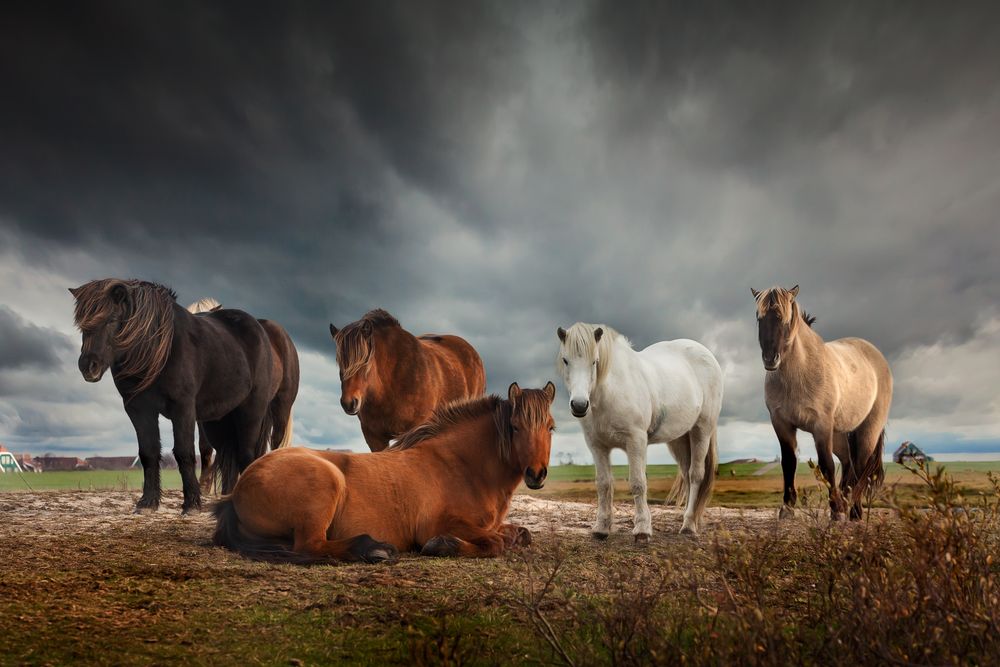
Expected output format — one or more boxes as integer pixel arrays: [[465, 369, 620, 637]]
[[341, 397, 362, 416], [524, 467, 547, 490], [79, 357, 108, 383], [569, 399, 589, 418], [763, 354, 781, 371]]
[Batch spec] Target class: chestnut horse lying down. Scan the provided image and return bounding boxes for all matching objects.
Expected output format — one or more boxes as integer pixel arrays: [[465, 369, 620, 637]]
[[213, 382, 556, 563]]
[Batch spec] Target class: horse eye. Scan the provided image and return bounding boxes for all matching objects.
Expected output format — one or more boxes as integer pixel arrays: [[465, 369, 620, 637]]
[[562, 358, 568, 365], [549, 425, 555, 432]]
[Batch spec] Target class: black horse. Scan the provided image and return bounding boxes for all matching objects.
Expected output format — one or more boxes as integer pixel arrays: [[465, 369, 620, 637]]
[[70, 279, 299, 514]]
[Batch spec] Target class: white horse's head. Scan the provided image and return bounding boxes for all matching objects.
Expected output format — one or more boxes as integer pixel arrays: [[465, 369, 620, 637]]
[[556, 322, 613, 418]]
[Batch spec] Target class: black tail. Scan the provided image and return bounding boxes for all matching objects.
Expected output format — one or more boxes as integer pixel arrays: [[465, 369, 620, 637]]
[[213, 409, 273, 495], [211, 497, 332, 564], [850, 428, 886, 491]]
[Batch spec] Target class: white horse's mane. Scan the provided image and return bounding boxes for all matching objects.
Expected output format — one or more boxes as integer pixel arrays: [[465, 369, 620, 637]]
[[559, 322, 629, 386], [187, 297, 221, 314]]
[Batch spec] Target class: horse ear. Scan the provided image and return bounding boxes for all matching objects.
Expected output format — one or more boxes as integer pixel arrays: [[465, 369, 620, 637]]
[[789, 285, 800, 298], [508, 382, 522, 402], [68, 287, 80, 298], [109, 283, 128, 305], [594, 327, 603, 343], [750, 287, 760, 299], [329, 323, 339, 340], [543, 381, 556, 402], [557, 327, 566, 343], [362, 319, 373, 335]]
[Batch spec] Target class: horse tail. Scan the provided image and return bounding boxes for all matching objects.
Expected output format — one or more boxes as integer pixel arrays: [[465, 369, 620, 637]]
[[857, 427, 886, 490], [691, 428, 718, 521], [274, 412, 294, 449], [666, 471, 687, 507], [211, 497, 333, 564], [255, 408, 273, 460], [215, 444, 241, 497]]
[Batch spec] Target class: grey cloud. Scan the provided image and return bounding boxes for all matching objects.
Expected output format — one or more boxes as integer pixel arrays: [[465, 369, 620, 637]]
[[0, 306, 72, 371]]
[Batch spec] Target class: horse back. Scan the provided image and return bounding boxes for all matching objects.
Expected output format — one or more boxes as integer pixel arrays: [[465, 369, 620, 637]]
[[417, 334, 487, 398], [187, 308, 274, 396]]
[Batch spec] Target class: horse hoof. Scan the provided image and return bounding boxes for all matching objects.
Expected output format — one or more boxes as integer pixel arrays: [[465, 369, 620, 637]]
[[511, 527, 532, 548], [679, 525, 698, 536], [831, 512, 848, 522], [181, 506, 201, 516], [134, 505, 157, 515], [778, 506, 795, 520], [421, 535, 460, 557], [633, 533, 650, 545], [365, 544, 398, 564], [591, 531, 609, 541]]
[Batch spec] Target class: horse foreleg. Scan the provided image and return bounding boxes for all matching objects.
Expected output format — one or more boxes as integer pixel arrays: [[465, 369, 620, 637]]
[[815, 429, 847, 520], [420, 522, 508, 558], [589, 441, 615, 539], [171, 407, 201, 514], [126, 407, 162, 513], [498, 523, 532, 548], [625, 435, 653, 542], [771, 416, 799, 519]]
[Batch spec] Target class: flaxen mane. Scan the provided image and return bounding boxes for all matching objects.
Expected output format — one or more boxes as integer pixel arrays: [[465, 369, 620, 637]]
[[72, 279, 177, 394], [558, 322, 624, 385], [333, 309, 400, 379], [754, 287, 817, 328], [391, 392, 552, 463]]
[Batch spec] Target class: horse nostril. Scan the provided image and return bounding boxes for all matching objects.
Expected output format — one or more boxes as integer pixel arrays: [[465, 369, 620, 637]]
[[570, 399, 589, 415]]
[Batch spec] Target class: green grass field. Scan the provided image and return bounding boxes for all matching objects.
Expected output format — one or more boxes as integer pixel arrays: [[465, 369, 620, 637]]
[[5, 461, 998, 507]]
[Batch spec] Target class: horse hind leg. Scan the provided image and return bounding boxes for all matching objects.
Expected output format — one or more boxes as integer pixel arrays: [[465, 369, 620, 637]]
[[666, 436, 690, 508], [681, 425, 715, 536], [293, 530, 397, 564]]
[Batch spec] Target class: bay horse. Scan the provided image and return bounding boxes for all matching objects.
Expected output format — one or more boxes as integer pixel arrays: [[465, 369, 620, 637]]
[[187, 297, 299, 492], [328, 309, 486, 451], [212, 382, 556, 562], [751, 285, 893, 521], [70, 279, 299, 513], [556, 323, 723, 538]]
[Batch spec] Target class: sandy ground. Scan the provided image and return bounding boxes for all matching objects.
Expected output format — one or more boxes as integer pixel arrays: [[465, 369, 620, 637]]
[[0, 490, 789, 545]]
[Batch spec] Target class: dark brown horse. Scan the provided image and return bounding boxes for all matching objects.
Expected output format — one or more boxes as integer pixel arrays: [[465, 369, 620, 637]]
[[328, 309, 486, 451], [70, 279, 299, 513], [213, 382, 555, 562], [187, 298, 299, 491]]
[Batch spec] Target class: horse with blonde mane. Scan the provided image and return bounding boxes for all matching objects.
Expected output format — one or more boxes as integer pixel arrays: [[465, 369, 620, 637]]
[[70, 279, 299, 513], [329, 309, 486, 451], [752, 285, 892, 520], [557, 323, 723, 538], [187, 297, 299, 491], [213, 382, 555, 562]]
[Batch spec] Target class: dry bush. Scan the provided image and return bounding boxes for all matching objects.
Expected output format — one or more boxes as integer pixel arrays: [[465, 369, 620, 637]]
[[514, 463, 1000, 666]]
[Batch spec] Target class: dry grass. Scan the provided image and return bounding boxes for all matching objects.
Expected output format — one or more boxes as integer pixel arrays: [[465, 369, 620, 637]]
[[0, 464, 997, 665]]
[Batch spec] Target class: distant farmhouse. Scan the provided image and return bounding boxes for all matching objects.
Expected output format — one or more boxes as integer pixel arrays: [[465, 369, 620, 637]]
[[893, 441, 933, 465], [86, 456, 138, 471], [0, 444, 40, 473], [35, 455, 91, 471]]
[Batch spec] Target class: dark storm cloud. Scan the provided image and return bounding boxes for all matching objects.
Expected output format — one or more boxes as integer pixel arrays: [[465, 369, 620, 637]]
[[0, 306, 71, 371], [0, 1, 998, 457]]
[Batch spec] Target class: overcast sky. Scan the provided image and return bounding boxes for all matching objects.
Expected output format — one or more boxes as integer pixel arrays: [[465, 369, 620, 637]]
[[1, 1, 998, 465]]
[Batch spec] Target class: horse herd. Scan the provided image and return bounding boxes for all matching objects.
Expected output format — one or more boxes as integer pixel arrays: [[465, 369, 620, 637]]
[[69, 279, 892, 563]]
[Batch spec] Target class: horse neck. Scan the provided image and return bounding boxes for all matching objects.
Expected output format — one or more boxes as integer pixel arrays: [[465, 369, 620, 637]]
[[440, 414, 521, 492], [367, 326, 421, 397], [775, 318, 826, 385], [591, 337, 634, 404]]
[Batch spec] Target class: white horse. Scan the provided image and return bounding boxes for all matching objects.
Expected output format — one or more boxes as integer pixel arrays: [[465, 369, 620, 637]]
[[556, 323, 723, 538]]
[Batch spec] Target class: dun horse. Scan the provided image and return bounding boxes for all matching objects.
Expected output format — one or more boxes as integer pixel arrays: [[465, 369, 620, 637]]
[[187, 297, 299, 491], [557, 323, 723, 538], [329, 309, 486, 450], [70, 279, 299, 513], [213, 383, 556, 562], [752, 285, 893, 520]]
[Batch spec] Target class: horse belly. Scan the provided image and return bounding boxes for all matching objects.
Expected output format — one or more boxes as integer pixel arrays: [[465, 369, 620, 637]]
[[829, 346, 879, 432]]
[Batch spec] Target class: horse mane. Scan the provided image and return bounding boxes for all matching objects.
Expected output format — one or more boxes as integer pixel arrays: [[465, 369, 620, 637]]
[[390, 391, 552, 464], [72, 279, 177, 394], [755, 287, 817, 328], [558, 322, 624, 386], [187, 297, 222, 314], [333, 309, 401, 379]]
